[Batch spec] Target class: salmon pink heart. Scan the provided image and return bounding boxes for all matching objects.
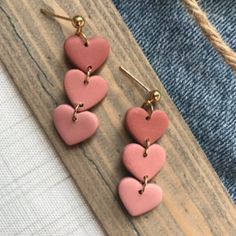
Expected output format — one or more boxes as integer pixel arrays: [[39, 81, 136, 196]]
[[53, 104, 98, 146], [64, 35, 109, 73], [126, 107, 169, 145], [118, 177, 162, 216], [123, 143, 166, 181], [64, 69, 108, 111]]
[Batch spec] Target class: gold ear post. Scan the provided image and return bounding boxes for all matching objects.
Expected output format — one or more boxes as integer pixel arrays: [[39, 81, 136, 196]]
[[40, 9, 72, 21], [119, 66, 161, 117], [40, 8, 88, 45], [119, 66, 151, 92]]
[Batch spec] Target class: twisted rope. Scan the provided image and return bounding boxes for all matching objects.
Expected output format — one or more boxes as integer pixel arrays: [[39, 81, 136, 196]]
[[182, 0, 236, 71]]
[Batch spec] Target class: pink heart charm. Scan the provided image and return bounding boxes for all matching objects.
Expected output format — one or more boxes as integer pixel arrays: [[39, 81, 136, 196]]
[[123, 143, 166, 181], [126, 107, 169, 145], [64, 69, 108, 111], [53, 104, 98, 145], [64, 36, 109, 73], [118, 177, 162, 216]]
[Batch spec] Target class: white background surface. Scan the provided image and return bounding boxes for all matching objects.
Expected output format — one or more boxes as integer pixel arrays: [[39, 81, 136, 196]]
[[0, 64, 104, 235]]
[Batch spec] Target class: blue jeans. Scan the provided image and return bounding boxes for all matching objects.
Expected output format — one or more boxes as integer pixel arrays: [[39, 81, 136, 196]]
[[113, 0, 236, 202]]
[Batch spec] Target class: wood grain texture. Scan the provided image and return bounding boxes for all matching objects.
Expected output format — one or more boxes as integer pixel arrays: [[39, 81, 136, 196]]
[[0, 0, 235, 235]]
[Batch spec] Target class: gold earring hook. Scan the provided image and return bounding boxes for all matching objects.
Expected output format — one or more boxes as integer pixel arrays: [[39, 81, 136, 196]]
[[119, 66, 161, 117], [40, 8, 88, 46]]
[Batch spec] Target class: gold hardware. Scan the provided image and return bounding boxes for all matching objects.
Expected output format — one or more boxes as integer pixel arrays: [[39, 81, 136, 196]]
[[139, 175, 149, 194], [72, 104, 83, 122], [40, 9, 72, 21], [143, 139, 150, 157], [119, 66, 150, 92], [72, 15, 85, 29], [40, 8, 89, 46], [84, 66, 92, 85], [119, 66, 161, 117]]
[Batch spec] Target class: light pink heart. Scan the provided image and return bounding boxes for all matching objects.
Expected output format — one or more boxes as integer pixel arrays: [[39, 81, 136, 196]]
[[118, 177, 162, 216], [126, 107, 169, 145], [53, 104, 98, 145], [64, 69, 108, 111], [123, 143, 166, 181], [64, 35, 109, 73]]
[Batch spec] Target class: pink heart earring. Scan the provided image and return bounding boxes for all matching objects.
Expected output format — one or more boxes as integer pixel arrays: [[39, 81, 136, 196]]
[[118, 67, 169, 216], [41, 9, 109, 145]]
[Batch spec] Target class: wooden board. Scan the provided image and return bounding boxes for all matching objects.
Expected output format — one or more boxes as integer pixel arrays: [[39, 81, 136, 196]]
[[0, 0, 235, 235]]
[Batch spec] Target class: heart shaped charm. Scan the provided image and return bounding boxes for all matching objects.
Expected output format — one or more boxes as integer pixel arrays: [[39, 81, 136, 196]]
[[126, 107, 169, 145], [64, 69, 108, 111], [118, 177, 162, 216], [123, 143, 166, 181], [53, 104, 98, 145], [64, 36, 109, 73]]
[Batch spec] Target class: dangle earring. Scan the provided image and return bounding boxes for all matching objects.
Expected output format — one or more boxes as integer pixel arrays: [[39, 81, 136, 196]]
[[118, 67, 169, 216], [41, 9, 109, 145]]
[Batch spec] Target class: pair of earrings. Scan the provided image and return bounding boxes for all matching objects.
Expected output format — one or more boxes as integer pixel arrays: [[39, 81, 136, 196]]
[[41, 9, 169, 217]]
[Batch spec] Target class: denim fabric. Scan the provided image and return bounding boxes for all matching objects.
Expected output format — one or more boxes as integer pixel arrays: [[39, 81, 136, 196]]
[[113, 0, 236, 202]]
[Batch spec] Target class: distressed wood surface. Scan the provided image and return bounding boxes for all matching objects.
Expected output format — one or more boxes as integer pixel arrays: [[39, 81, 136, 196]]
[[0, 0, 235, 235]]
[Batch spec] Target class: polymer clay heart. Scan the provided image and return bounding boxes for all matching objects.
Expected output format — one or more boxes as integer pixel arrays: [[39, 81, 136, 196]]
[[123, 143, 166, 181], [118, 177, 162, 216], [53, 104, 98, 145], [64, 36, 109, 73], [64, 69, 108, 111], [126, 107, 169, 145]]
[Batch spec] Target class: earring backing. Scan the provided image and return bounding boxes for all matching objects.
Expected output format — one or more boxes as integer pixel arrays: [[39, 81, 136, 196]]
[[119, 66, 161, 117], [40, 8, 89, 45]]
